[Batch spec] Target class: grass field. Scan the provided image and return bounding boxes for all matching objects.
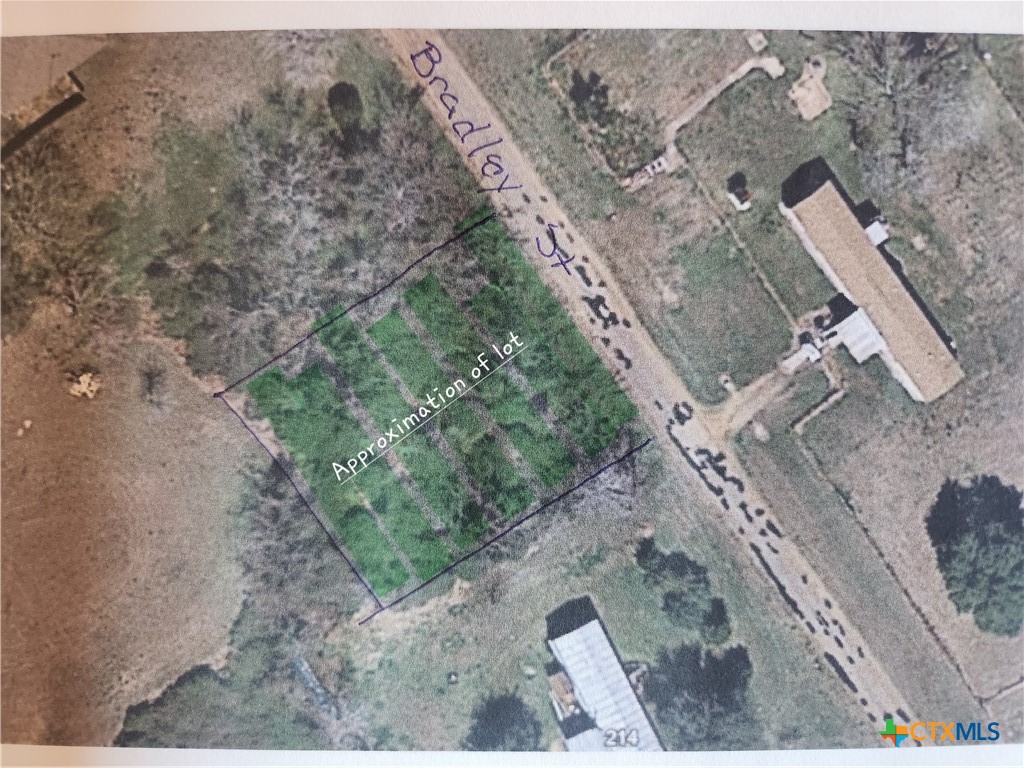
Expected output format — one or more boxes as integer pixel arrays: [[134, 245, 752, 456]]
[[317, 315, 488, 549], [459, 215, 639, 436], [243, 189, 639, 599], [445, 30, 629, 221], [405, 274, 576, 488], [734, 371, 986, 724], [675, 35, 859, 319], [556, 30, 754, 130], [367, 310, 535, 521], [666, 230, 792, 400], [247, 366, 452, 593]]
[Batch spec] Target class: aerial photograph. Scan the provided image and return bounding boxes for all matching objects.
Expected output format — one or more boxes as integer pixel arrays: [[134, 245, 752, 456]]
[[1, 3, 1021, 765]]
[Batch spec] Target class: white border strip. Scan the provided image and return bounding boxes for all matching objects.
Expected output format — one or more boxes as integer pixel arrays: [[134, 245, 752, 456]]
[[2, 1, 1022, 37], [3, 743, 1024, 767]]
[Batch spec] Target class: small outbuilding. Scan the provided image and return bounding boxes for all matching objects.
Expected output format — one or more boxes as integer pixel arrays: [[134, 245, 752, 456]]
[[727, 172, 752, 211]]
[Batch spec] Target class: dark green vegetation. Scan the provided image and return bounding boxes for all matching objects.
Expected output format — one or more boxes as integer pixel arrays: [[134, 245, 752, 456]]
[[367, 310, 535, 520], [244, 213, 638, 595], [105, 35, 478, 384], [327, 81, 364, 144], [318, 315, 488, 547], [405, 274, 575, 488], [646, 643, 758, 751], [566, 68, 659, 177], [248, 366, 452, 593], [460, 213, 638, 446], [926, 475, 1024, 637], [462, 693, 543, 751], [471, 285, 616, 457], [632, 539, 755, 749], [636, 538, 732, 645]]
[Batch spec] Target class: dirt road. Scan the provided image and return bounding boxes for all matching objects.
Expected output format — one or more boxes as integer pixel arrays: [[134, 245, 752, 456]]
[[382, 29, 924, 733]]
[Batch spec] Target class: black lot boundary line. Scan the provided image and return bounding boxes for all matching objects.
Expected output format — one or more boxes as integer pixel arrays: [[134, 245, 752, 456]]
[[358, 436, 654, 625], [220, 395, 384, 607], [213, 212, 497, 397]]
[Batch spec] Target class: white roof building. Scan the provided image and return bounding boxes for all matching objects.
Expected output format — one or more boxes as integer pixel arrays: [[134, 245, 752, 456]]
[[546, 597, 663, 752]]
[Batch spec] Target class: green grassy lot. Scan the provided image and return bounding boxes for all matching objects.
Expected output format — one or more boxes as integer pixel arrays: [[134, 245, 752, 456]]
[[675, 35, 862, 319], [734, 371, 986, 725], [405, 274, 575, 488], [445, 30, 629, 222], [977, 35, 1023, 120], [471, 284, 617, 457], [661, 230, 792, 402], [248, 366, 452, 591], [317, 315, 488, 549], [802, 353, 917, 466], [368, 310, 535, 520], [459, 214, 639, 435]]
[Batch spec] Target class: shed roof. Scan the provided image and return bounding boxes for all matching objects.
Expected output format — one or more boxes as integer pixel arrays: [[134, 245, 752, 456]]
[[548, 617, 662, 751]]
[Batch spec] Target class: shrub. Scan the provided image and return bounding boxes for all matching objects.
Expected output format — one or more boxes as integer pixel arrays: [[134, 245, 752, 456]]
[[462, 693, 542, 751]]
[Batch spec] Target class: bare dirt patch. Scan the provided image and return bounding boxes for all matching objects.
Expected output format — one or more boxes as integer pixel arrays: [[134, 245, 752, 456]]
[[49, 32, 278, 195], [1, 318, 250, 744]]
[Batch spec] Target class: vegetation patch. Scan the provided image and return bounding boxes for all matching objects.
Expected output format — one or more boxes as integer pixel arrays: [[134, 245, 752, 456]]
[[564, 68, 659, 177], [635, 538, 732, 645], [645, 643, 759, 751], [317, 315, 487, 549], [462, 693, 543, 751], [405, 273, 575, 488], [471, 284, 618, 456], [247, 366, 452, 592], [926, 475, 1023, 637], [368, 310, 535, 520], [104, 35, 479, 384], [666, 231, 791, 403], [459, 213, 638, 439]]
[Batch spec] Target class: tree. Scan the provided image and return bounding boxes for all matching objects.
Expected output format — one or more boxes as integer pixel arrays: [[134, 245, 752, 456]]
[[637, 540, 734, 642], [925, 475, 1023, 636], [699, 598, 732, 646], [662, 589, 709, 632], [825, 32, 961, 194], [645, 643, 759, 751], [635, 537, 664, 583], [327, 82, 363, 144], [462, 693, 542, 751], [568, 70, 611, 126]]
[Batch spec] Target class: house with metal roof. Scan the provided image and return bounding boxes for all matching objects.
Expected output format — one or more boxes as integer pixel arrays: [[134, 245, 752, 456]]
[[545, 597, 663, 752], [779, 157, 964, 402]]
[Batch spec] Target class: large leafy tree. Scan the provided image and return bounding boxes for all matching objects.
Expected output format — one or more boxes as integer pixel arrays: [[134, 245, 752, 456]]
[[926, 475, 1023, 636], [462, 693, 542, 751], [636, 539, 732, 644], [645, 643, 759, 751]]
